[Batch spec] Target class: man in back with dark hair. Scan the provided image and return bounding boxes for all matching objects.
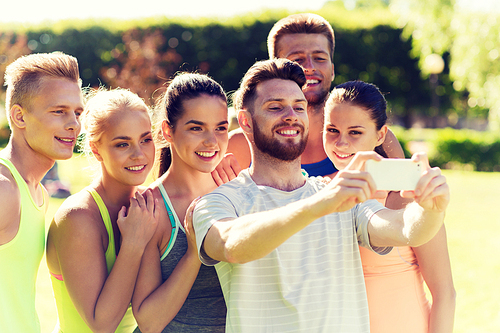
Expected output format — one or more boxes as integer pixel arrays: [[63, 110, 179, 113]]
[[227, 13, 405, 180]]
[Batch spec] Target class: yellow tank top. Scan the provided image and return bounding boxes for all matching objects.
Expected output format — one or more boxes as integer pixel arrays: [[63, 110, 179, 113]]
[[0, 157, 46, 333], [50, 188, 136, 333]]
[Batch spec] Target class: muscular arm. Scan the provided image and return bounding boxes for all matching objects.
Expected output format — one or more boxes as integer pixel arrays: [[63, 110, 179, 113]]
[[200, 167, 379, 264], [368, 159, 449, 248], [368, 200, 445, 247], [202, 198, 319, 264], [201, 152, 449, 264], [413, 226, 456, 333]]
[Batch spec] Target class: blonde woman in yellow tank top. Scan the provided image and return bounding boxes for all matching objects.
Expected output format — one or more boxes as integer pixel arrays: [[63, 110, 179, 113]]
[[46, 88, 158, 333]]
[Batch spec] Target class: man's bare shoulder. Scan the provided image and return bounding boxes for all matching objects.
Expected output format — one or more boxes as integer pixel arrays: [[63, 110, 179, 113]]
[[383, 128, 405, 158], [0, 164, 19, 194], [228, 129, 251, 168], [228, 127, 244, 138], [0, 166, 22, 243]]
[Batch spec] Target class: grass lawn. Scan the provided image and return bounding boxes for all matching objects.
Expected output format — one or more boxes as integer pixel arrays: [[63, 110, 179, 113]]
[[35, 156, 500, 332]]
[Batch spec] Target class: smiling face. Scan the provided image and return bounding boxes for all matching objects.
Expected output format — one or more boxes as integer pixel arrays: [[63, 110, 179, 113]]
[[323, 102, 387, 170], [21, 77, 83, 161], [276, 33, 334, 108], [165, 94, 229, 174], [93, 109, 155, 186], [247, 78, 308, 161]]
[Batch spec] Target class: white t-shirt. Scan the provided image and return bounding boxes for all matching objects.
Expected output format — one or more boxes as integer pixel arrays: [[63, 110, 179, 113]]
[[194, 169, 390, 333]]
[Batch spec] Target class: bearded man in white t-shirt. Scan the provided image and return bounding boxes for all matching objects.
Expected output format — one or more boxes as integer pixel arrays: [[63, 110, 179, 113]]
[[193, 58, 450, 333]]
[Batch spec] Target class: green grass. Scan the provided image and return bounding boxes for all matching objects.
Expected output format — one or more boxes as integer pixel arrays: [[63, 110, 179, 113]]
[[442, 171, 500, 332], [35, 156, 500, 332]]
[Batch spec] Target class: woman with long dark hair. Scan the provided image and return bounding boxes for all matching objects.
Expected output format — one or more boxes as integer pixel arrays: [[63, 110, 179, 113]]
[[323, 80, 455, 333], [132, 73, 228, 332]]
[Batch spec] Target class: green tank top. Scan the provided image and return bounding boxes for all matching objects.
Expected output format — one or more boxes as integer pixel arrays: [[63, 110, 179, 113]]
[[0, 157, 46, 333], [50, 188, 136, 333]]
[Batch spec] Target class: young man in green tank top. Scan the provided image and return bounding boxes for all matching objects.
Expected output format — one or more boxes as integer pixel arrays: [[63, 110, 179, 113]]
[[0, 52, 83, 332]]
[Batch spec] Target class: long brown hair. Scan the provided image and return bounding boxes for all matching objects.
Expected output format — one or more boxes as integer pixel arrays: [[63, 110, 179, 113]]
[[153, 72, 227, 178], [327, 80, 389, 157]]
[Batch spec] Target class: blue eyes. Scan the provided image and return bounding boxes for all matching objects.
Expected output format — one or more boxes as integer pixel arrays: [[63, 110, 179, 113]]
[[116, 138, 152, 148]]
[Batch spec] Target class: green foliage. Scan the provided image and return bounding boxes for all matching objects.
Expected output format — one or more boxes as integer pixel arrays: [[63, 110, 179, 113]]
[[332, 25, 430, 124], [432, 129, 500, 172], [0, 32, 31, 108], [449, 12, 500, 129], [393, 0, 500, 128], [17, 11, 452, 119], [0, 4, 488, 126], [395, 0, 454, 65], [25, 27, 123, 88], [392, 126, 500, 171], [319, 0, 398, 30], [0, 122, 11, 148]]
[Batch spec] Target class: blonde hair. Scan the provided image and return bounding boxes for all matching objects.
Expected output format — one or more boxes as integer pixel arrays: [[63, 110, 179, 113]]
[[80, 88, 150, 157], [4, 52, 81, 125]]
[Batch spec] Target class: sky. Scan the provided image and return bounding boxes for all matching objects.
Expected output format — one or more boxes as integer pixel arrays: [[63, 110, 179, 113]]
[[1, 0, 499, 24]]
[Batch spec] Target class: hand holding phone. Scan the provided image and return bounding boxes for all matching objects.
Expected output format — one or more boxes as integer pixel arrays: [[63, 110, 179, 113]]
[[365, 158, 423, 191]]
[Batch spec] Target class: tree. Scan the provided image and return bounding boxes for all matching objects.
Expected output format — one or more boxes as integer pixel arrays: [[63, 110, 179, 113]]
[[392, 0, 500, 129], [449, 12, 500, 130], [101, 28, 177, 105], [0, 32, 30, 114], [392, 0, 454, 71]]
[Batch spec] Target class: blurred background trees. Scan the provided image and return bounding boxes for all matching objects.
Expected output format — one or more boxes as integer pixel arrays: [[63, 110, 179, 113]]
[[2, 0, 497, 126], [392, 0, 500, 129], [1, 0, 499, 168]]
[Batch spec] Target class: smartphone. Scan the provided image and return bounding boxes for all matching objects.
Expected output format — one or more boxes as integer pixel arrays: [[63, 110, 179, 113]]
[[365, 158, 423, 191]]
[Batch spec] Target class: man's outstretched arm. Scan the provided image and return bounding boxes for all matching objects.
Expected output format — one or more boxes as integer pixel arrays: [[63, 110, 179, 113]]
[[367, 152, 450, 248], [197, 159, 382, 264]]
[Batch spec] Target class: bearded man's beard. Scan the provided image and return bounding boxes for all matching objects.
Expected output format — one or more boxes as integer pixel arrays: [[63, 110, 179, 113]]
[[252, 121, 308, 161]]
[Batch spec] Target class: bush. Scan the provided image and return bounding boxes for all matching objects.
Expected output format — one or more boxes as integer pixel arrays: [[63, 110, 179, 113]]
[[3, 6, 461, 121], [392, 126, 500, 171], [0, 122, 10, 148], [431, 129, 500, 172]]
